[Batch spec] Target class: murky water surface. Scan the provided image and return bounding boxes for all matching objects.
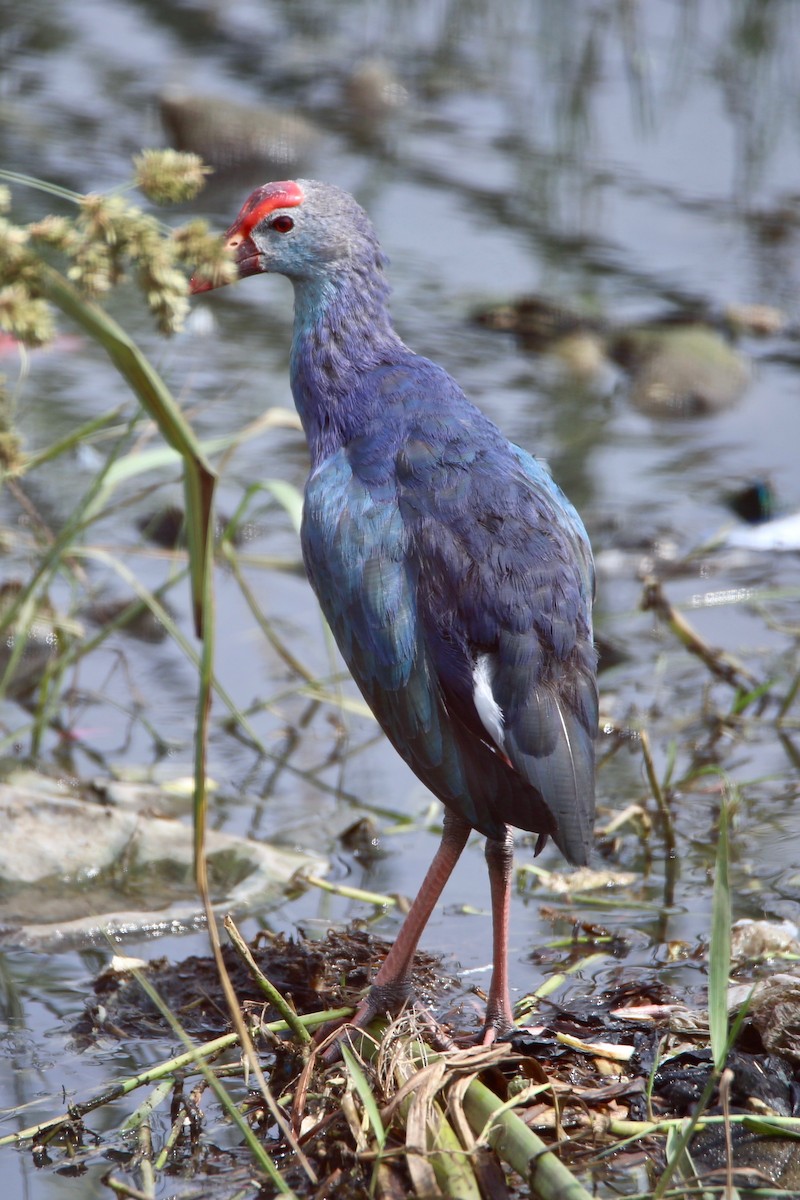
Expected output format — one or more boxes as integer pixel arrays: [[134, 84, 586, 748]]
[[1, 1, 800, 1194]]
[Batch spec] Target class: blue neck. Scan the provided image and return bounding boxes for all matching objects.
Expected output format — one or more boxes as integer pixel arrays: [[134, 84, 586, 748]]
[[289, 268, 407, 466]]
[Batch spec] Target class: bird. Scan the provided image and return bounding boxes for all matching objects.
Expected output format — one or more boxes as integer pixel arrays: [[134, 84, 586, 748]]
[[190, 180, 597, 1045]]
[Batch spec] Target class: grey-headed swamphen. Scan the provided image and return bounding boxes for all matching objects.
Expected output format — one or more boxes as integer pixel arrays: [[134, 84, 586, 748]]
[[191, 180, 597, 1046]]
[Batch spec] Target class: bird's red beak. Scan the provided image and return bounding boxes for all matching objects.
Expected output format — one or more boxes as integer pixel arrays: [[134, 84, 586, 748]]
[[189, 225, 261, 294]]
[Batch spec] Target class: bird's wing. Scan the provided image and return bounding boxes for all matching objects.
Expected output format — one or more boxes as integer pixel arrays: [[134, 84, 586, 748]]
[[301, 448, 477, 819], [394, 416, 597, 864], [301, 384, 596, 862], [501, 443, 596, 862], [303, 444, 566, 844]]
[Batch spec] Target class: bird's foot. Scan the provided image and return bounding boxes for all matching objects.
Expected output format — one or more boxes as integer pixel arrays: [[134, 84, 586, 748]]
[[414, 995, 514, 1051], [313, 978, 513, 1062], [479, 1021, 516, 1047], [479, 999, 514, 1047], [316, 981, 456, 1063], [449, 1023, 512, 1050], [315, 979, 411, 1063]]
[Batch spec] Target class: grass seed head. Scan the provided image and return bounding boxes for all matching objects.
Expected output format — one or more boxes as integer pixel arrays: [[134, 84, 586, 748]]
[[133, 149, 212, 205]]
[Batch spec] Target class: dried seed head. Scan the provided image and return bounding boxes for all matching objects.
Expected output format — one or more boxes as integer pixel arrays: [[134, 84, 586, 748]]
[[0, 219, 40, 287], [173, 220, 238, 288], [78, 193, 132, 246], [68, 240, 119, 296], [0, 284, 54, 347], [28, 215, 78, 253], [0, 377, 23, 474], [133, 149, 211, 205], [1, 161, 217, 338]]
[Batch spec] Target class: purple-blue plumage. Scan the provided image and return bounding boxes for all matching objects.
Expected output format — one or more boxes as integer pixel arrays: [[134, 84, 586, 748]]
[[301, 356, 596, 860], [191, 179, 598, 1043]]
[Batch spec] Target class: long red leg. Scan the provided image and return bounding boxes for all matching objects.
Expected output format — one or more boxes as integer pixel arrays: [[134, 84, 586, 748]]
[[323, 810, 471, 1053], [482, 824, 515, 1040]]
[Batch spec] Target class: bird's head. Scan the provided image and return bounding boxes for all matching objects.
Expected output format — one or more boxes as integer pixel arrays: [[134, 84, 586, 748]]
[[190, 179, 383, 294]]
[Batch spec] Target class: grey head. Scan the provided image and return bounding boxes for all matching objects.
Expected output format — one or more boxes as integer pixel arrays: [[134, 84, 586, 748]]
[[190, 178, 386, 292]]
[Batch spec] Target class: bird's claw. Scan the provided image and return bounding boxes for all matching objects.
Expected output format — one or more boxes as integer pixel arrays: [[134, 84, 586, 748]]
[[314, 981, 406, 1063], [315, 986, 455, 1063]]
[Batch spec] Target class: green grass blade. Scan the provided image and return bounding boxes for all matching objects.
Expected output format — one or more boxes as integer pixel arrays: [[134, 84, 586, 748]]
[[709, 786, 732, 1071], [130, 966, 298, 1196], [21, 405, 127, 472], [0, 422, 138, 700], [37, 264, 216, 638], [461, 1074, 592, 1200], [0, 168, 83, 205], [258, 479, 304, 534], [340, 1043, 387, 1149]]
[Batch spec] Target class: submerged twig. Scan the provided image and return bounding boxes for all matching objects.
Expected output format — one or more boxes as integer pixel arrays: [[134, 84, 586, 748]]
[[641, 576, 760, 691], [304, 873, 399, 907], [639, 728, 676, 859], [777, 666, 800, 723]]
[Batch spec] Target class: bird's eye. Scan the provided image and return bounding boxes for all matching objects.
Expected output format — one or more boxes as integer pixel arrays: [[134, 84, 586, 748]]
[[270, 214, 295, 233]]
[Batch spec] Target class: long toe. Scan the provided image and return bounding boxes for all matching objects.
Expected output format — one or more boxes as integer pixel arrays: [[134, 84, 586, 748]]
[[318, 978, 414, 1063]]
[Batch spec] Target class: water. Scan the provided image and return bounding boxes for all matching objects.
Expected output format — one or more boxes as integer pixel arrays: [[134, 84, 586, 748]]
[[1, 1, 800, 1194]]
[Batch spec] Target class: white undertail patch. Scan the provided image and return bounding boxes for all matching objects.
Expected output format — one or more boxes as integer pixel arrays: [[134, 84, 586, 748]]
[[473, 653, 505, 750]]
